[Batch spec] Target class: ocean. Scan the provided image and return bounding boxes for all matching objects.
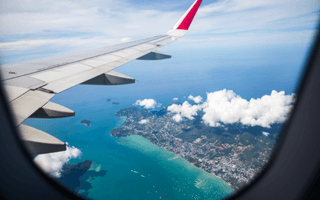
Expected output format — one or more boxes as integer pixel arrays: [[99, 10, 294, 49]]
[[23, 44, 309, 200]]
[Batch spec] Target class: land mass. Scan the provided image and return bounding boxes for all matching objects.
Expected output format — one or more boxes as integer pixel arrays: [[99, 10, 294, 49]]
[[58, 160, 107, 198], [110, 105, 280, 190], [80, 119, 92, 127]]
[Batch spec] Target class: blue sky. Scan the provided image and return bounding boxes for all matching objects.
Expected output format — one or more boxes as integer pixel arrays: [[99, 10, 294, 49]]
[[0, 0, 319, 65]]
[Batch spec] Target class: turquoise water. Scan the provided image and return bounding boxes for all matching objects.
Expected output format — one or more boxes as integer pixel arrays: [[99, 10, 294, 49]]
[[89, 135, 232, 200], [25, 101, 232, 199], [25, 105, 233, 199], [23, 45, 309, 199]]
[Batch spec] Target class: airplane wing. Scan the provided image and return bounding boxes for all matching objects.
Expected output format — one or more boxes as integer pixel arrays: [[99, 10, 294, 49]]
[[0, 0, 203, 155]]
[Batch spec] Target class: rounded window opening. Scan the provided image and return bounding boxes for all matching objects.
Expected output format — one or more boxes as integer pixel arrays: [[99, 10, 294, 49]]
[[1, 0, 319, 200]]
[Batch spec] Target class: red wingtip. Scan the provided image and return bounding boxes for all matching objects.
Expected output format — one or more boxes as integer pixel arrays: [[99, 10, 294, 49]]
[[176, 0, 203, 30]]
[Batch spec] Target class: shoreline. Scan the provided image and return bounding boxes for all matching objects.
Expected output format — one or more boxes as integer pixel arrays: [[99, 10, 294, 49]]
[[113, 133, 233, 192]]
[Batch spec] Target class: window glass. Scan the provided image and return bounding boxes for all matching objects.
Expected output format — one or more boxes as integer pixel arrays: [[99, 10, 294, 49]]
[[1, 0, 319, 199]]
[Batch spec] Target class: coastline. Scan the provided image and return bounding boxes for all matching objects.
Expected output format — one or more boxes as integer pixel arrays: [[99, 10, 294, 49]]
[[110, 106, 276, 191], [116, 133, 233, 191], [115, 133, 233, 194]]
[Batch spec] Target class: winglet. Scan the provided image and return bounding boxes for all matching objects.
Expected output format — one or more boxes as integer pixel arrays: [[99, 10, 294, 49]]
[[167, 0, 202, 37]]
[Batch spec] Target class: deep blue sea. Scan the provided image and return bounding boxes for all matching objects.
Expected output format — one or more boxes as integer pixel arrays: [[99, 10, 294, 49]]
[[23, 43, 311, 200]]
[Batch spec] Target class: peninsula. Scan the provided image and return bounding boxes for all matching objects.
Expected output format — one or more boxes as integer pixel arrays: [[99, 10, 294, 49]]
[[110, 105, 280, 190]]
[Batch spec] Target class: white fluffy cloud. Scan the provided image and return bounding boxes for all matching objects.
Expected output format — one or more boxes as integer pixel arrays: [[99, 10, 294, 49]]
[[135, 99, 158, 109], [202, 90, 294, 128], [33, 144, 82, 178], [188, 95, 203, 104], [172, 114, 183, 123], [173, 98, 178, 101], [167, 101, 201, 121], [138, 119, 149, 124], [168, 89, 295, 128], [262, 132, 270, 137]]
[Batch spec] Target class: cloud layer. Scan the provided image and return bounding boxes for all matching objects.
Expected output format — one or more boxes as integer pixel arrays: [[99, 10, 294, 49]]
[[0, 0, 318, 55], [168, 89, 295, 128], [33, 144, 82, 178], [182, 0, 319, 47]]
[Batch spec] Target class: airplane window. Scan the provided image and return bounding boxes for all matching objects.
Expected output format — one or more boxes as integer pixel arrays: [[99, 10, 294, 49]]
[[1, 0, 319, 200]]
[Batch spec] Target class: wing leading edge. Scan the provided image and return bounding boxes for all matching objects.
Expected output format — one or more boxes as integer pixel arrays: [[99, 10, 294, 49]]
[[1, 0, 203, 155]]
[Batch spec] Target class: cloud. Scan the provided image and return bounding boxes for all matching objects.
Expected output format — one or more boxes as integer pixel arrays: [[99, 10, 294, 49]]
[[121, 37, 131, 42], [0, 0, 177, 37], [262, 132, 270, 137], [175, 0, 319, 48], [195, 0, 319, 33], [0, 36, 120, 52], [173, 98, 178, 101], [172, 114, 183, 123], [167, 101, 201, 121], [168, 89, 295, 128], [33, 144, 82, 178], [188, 95, 203, 104], [202, 89, 294, 128], [138, 119, 149, 124], [135, 99, 157, 109]]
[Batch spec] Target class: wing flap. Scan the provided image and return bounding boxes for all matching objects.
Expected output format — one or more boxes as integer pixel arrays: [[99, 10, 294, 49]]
[[112, 48, 141, 58], [40, 66, 109, 93], [94, 54, 121, 63], [3, 76, 47, 90], [53, 63, 92, 74], [80, 59, 105, 68], [31, 70, 70, 83], [30, 63, 93, 83], [132, 43, 157, 51]]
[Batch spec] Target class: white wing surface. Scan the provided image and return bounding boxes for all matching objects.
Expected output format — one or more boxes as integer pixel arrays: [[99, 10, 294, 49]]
[[1, 0, 203, 155]]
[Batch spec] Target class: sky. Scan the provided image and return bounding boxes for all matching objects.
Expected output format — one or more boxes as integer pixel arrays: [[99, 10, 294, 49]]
[[0, 0, 319, 64]]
